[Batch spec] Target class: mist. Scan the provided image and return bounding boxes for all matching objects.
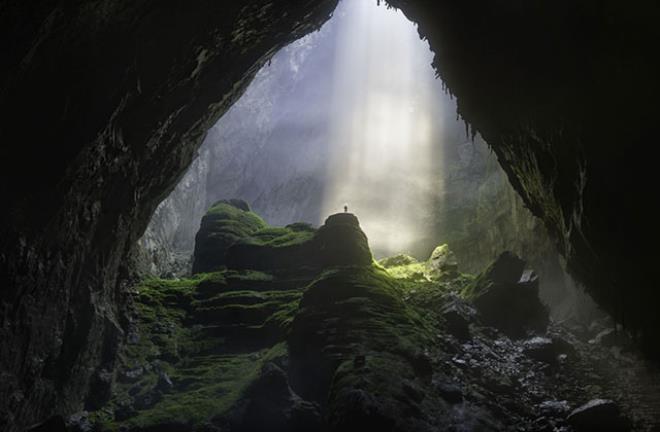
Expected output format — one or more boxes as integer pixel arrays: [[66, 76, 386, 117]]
[[198, 0, 459, 258]]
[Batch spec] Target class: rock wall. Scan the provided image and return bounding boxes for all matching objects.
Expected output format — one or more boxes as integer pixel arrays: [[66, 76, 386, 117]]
[[385, 0, 660, 354], [0, 1, 337, 430]]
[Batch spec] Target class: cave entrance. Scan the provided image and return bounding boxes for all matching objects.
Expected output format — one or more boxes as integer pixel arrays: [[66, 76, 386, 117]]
[[141, 0, 585, 320]]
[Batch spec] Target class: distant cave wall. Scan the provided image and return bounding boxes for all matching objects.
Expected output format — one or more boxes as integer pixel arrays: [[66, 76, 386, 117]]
[[137, 146, 211, 277], [137, 25, 337, 275], [0, 1, 337, 430], [388, 0, 660, 352]]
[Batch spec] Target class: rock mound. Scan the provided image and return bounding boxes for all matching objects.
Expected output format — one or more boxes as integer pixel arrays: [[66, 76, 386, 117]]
[[224, 212, 372, 271], [191, 200, 266, 274], [463, 251, 549, 338]]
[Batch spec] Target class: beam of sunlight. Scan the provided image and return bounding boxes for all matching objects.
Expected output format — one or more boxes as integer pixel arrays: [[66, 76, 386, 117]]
[[322, 0, 444, 258]]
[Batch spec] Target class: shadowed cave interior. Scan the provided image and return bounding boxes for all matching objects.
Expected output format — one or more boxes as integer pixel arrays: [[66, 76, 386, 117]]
[[2, 0, 660, 431]]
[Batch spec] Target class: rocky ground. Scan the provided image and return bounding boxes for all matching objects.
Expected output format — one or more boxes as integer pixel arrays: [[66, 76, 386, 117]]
[[36, 200, 660, 432]]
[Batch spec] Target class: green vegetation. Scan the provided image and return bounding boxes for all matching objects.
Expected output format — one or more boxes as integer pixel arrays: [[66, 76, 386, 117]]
[[205, 201, 268, 238], [93, 205, 483, 431], [242, 225, 315, 247], [385, 261, 428, 281], [92, 268, 303, 431]]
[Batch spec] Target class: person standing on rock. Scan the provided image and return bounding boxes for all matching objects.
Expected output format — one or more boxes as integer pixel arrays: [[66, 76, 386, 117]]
[[344, 204, 348, 213]]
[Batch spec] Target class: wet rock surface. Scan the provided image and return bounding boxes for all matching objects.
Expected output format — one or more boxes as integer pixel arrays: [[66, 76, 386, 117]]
[[464, 252, 549, 338]]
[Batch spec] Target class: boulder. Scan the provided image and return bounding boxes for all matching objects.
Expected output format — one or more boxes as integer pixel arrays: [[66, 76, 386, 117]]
[[463, 252, 549, 338], [523, 336, 574, 364], [567, 399, 630, 431], [483, 251, 525, 284], [67, 412, 93, 432], [441, 297, 476, 341], [425, 244, 459, 279]]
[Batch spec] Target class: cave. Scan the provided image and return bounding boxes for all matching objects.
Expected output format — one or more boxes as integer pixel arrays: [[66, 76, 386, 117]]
[[2, 0, 660, 431]]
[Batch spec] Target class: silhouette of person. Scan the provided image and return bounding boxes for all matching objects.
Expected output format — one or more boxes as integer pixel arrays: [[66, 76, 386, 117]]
[[344, 205, 348, 213]]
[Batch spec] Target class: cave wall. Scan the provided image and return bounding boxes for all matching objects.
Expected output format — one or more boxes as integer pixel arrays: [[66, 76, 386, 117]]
[[137, 147, 210, 277], [384, 0, 660, 353], [0, 1, 337, 430]]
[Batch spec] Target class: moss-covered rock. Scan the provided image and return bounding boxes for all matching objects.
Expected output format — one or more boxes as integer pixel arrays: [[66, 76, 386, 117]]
[[89, 204, 649, 431], [90, 268, 305, 431], [226, 212, 372, 271], [380, 243, 462, 282], [287, 266, 447, 430], [378, 254, 419, 268], [192, 200, 267, 274]]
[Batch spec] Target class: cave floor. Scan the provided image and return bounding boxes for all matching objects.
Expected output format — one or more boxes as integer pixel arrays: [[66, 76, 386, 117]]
[[73, 205, 660, 432], [74, 266, 660, 432]]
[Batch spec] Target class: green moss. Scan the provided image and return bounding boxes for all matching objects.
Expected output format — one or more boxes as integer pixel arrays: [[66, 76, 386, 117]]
[[96, 209, 485, 431], [92, 267, 309, 431], [287, 264, 440, 427], [206, 202, 266, 229], [378, 253, 419, 268], [385, 262, 428, 281], [122, 348, 273, 429], [246, 226, 315, 247]]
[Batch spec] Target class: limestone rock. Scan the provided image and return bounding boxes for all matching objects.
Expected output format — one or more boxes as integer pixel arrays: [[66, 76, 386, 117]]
[[192, 200, 267, 274], [225, 212, 372, 271], [463, 252, 549, 338], [425, 244, 459, 280], [523, 336, 570, 364], [441, 297, 476, 341], [314, 213, 373, 268], [567, 399, 630, 431]]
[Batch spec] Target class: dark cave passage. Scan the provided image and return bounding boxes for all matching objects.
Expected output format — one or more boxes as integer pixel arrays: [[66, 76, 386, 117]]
[[2, 0, 660, 431]]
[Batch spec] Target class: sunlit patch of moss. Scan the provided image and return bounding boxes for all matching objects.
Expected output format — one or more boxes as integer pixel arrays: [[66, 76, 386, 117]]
[[246, 225, 316, 247], [385, 262, 429, 281], [378, 253, 419, 268], [206, 202, 267, 228]]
